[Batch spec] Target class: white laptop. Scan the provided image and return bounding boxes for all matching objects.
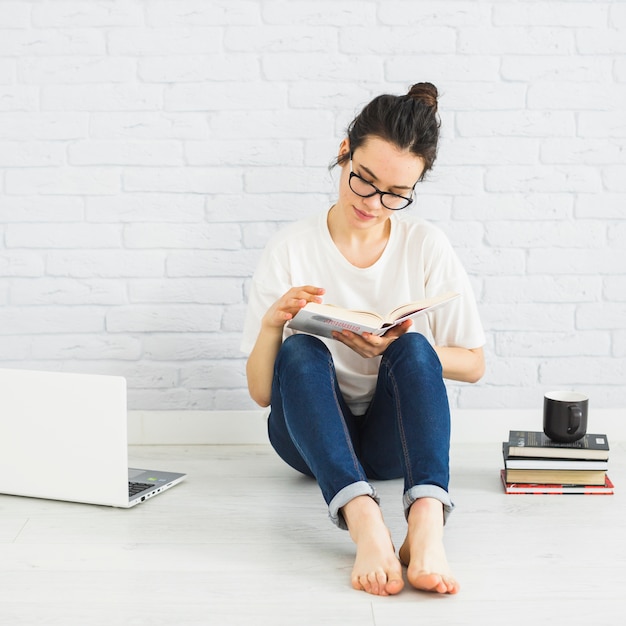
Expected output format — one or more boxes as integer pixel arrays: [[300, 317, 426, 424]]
[[0, 368, 185, 507]]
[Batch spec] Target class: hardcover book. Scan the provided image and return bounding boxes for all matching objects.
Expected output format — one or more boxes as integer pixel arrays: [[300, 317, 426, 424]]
[[502, 443, 608, 470], [500, 470, 614, 495], [287, 292, 459, 339], [507, 430, 609, 461]]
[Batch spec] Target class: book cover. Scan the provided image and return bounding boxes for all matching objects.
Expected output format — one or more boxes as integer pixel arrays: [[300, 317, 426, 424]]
[[504, 468, 607, 486], [502, 443, 608, 470], [507, 430, 609, 460], [500, 470, 615, 495], [287, 292, 459, 339]]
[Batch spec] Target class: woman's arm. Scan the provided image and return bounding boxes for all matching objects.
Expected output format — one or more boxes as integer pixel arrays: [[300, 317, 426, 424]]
[[246, 285, 325, 407], [433, 345, 485, 383]]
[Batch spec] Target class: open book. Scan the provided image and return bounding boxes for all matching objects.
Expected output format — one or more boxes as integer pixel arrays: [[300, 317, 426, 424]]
[[287, 292, 459, 339]]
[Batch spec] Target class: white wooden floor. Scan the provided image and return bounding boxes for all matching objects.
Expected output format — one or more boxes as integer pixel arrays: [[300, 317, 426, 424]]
[[1, 441, 624, 626]]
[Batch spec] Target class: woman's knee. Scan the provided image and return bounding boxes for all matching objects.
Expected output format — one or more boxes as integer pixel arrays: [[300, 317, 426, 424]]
[[385, 332, 442, 374], [276, 334, 331, 372]]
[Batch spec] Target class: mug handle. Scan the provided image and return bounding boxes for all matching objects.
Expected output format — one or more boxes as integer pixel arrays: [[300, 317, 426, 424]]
[[567, 405, 582, 434]]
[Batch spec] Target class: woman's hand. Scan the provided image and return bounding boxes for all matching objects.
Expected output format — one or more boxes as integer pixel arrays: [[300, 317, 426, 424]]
[[332, 319, 413, 358], [262, 285, 325, 331]]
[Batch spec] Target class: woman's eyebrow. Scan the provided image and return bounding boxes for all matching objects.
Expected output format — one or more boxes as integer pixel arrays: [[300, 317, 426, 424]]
[[358, 163, 414, 192]]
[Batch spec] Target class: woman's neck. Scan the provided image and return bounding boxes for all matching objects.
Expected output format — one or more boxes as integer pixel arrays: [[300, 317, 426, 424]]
[[327, 205, 392, 268]]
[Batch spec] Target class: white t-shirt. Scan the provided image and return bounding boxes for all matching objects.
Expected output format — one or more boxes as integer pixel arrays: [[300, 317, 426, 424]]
[[240, 210, 485, 415]]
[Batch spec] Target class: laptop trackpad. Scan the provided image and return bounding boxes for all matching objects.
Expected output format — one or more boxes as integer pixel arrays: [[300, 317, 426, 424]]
[[128, 468, 145, 480]]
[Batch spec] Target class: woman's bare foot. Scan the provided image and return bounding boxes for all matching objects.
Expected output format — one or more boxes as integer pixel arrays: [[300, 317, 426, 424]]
[[398, 497, 459, 594], [342, 495, 404, 596]]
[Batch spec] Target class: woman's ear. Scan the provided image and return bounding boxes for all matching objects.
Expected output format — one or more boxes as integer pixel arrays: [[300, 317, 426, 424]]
[[338, 138, 350, 160]]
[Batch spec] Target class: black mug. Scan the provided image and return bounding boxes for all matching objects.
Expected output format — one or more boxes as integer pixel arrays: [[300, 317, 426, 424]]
[[543, 391, 588, 443]]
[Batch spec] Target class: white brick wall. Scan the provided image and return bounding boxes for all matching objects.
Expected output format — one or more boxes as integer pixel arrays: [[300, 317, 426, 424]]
[[0, 0, 625, 412]]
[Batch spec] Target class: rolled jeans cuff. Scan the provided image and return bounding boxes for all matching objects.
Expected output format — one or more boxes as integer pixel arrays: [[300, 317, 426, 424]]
[[403, 485, 455, 525], [328, 481, 380, 530]]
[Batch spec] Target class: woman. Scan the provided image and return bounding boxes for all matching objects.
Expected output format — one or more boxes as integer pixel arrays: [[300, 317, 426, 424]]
[[240, 83, 485, 596]]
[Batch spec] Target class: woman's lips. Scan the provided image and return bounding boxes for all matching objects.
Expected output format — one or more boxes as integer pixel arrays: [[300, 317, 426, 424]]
[[353, 206, 376, 220]]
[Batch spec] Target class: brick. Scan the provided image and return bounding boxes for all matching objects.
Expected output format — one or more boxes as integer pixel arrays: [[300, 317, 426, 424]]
[[540, 357, 626, 386], [0, 2, 31, 27], [0, 113, 88, 140], [6, 223, 122, 249], [453, 193, 573, 221], [210, 110, 334, 139], [146, 1, 259, 27], [485, 165, 602, 193], [0, 141, 65, 167], [205, 193, 331, 222], [10, 278, 127, 305], [142, 332, 243, 360], [47, 251, 166, 278], [262, 53, 382, 82], [165, 82, 285, 111], [262, 1, 375, 26], [69, 140, 184, 166], [385, 55, 500, 83], [123, 223, 241, 250], [603, 166, 626, 192], [245, 166, 331, 194], [0, 196, 84, 221], [0, 28, 105, 56], [29, 335, 142, 361], [123, 167, 242, 194], [129, 278, 243, 305], [339, 26, 455, 54], [578, 112, 626, 138], [380, 1, 490, 26], [483, 276, 602, 304], [576, 193, 626, 218], [458, 27, 574, 55], [484, 220, 606, 248], [495, 331, 611, 357], [6, 167, 121, 195], [493, 3, 607, 27], [604, 277, 626, 302], [0, 86, 39, 111], [32, 2, 143, 27], [90, 112, 210, 140], [527, 249, 626, 275], [106, 305, 221, 333], [42, 84, 163, 112], [108, 28, 221, 55], [139, 54, 259, 83], [577, 303, 626, 330], [225, 26, 336, 53], [441, 137, 539, 166], [167, 250, 261, 278], [180, 361, 247, 389], [528, 83, 626, 111], [457, 111, 575, 138], [0, 306, 105, 335], [0, 252, 45, 278], [481, 304, 576, 332], [86, 194, 204, 222], [18, 57, 136, 84], [501, 56, 612, 83], [185, 139, 302, 167], [541, 138, 626, 165]]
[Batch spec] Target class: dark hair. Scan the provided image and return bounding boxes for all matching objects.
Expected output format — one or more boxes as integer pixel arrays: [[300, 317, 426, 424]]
[[334, 82, 440, 181]]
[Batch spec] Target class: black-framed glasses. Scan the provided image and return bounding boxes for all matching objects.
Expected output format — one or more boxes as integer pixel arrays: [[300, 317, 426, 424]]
[[348, 156, 414, 210]]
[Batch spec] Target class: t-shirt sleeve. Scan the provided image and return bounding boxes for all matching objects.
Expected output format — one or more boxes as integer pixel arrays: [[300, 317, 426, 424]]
[[422, 229, 485, 349], [239, 238, 291, 355]]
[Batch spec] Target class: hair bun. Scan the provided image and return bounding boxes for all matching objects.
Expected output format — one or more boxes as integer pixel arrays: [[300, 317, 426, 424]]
[[408, 82, 438, 112]]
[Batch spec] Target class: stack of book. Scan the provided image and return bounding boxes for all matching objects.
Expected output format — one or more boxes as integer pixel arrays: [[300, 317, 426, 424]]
[[501, 430, 613, 495]]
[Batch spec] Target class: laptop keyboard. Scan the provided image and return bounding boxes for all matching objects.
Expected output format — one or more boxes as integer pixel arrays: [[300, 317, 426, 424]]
[[128, 481, 153, 498]]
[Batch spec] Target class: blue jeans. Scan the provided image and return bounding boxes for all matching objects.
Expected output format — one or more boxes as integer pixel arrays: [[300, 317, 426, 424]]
[[268, 333, 454, 529]]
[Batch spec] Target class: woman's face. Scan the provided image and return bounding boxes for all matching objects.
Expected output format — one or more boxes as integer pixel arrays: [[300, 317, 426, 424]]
[[336, 136, 425, 232]]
